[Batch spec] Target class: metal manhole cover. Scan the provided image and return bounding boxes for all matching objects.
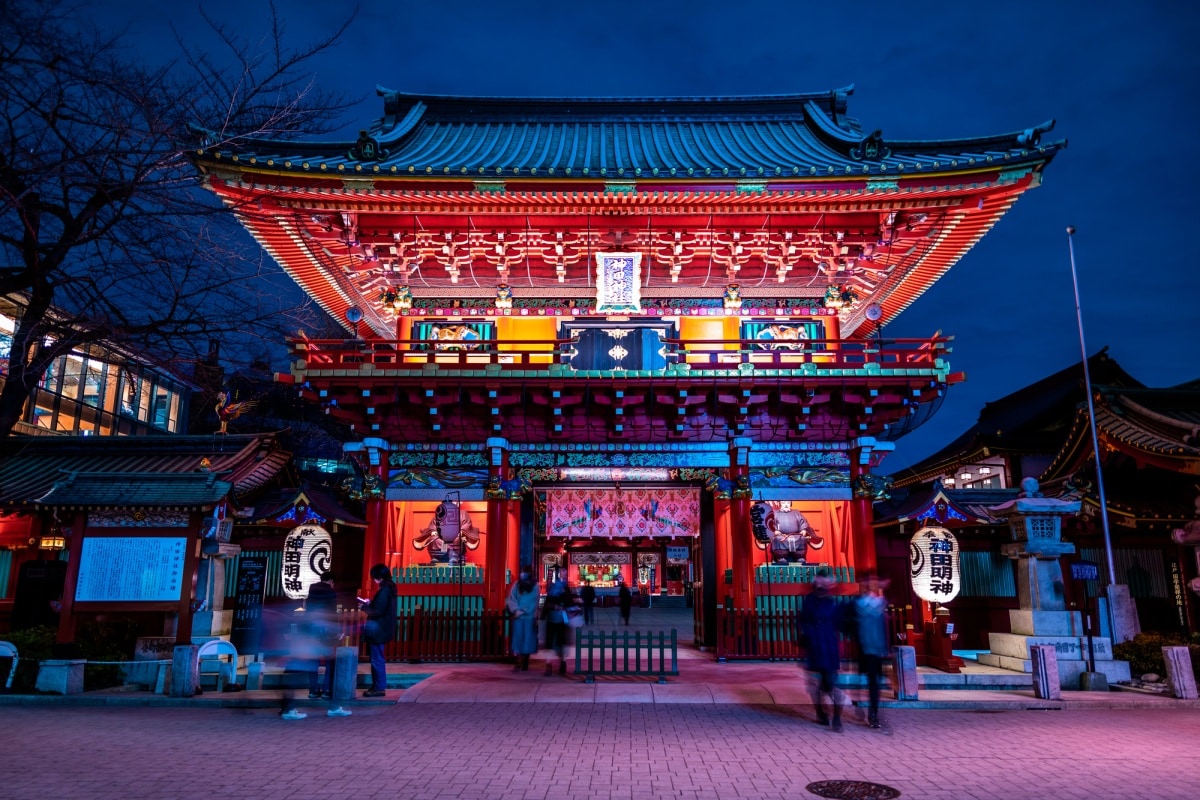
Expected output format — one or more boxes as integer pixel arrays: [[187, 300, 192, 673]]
[[805, 780, 901, 800]]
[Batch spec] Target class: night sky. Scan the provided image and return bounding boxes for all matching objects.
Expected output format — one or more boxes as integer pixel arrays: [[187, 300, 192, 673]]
[[89, 0, 1200, 472]]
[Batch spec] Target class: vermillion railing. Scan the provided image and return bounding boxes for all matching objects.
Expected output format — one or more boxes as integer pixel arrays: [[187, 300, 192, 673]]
[[292, 336, 952, 373]]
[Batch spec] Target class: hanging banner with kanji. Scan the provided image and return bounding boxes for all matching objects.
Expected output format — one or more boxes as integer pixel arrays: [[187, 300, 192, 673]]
[[546, 488, 699, 539]]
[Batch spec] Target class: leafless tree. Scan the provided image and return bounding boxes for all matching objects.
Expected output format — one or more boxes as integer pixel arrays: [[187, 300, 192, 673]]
[[0, 0, 355, 437]]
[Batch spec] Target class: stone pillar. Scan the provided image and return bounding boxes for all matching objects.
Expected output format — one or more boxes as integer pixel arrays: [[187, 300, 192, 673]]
[[728, 439, 754, 610], [484, 438, 512, 612], [1104, 584, 1141, 644], [192, 542, 241, 637], [1030, 644, 1061, 700], [169, 644, 199, 698], [1162, 646, 1198, 699], [332, 646, 359, 701], [892, 646, 919, 700]]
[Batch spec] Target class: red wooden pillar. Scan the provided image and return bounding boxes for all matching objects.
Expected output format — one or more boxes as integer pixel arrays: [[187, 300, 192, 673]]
[[484, 440, 511, 612], [348, 439, 390, 595], [729, 440, 754, 610], [849, 440, 880, 577]]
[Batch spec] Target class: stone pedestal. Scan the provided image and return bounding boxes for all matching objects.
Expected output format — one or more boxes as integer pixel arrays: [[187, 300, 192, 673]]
[[1104, 583, 1141, 644], [1162, 646, 1198, 699], [169, 644, 199, 698], [892, 646, 919, 700], [35, 659, 85, 695], [123, 636, 175, 689], [246, 660, 264, 691]]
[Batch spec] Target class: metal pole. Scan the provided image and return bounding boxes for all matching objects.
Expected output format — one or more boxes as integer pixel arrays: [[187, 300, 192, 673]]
[[1066, 226, 1117, 586]]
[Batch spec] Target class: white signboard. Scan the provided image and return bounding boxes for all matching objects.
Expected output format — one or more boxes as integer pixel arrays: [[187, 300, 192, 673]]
[[75, 537, 188, 602], [909, 526, 961, 603]]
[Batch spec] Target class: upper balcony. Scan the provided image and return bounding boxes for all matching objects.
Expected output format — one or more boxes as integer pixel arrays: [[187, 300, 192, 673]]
[[284, 334, 959, 445]]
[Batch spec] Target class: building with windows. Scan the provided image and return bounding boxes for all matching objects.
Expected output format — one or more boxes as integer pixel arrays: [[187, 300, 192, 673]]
[[0, 296, 194, 437]]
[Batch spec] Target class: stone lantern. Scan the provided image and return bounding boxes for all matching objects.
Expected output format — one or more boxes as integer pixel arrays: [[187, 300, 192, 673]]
[[976, 478, 1129, 689]]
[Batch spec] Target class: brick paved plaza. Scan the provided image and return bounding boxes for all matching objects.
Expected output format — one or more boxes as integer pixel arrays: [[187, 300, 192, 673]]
[[2, 703, 1195, 800]]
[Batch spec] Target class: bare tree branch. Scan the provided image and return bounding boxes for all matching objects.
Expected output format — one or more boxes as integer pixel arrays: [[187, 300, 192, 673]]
[[0, 0, 355, 437]]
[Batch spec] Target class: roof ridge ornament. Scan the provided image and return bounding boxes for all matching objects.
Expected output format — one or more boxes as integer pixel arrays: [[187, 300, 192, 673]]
[[851, 129, 890, 161], [350, 129, 387, 162]]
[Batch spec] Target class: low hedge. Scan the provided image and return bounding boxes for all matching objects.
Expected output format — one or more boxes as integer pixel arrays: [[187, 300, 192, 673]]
[[1112, 632, 1200, 683]]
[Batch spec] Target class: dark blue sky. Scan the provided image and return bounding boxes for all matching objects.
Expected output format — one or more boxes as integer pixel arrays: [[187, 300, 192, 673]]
[[93, 0, 1200, 471]]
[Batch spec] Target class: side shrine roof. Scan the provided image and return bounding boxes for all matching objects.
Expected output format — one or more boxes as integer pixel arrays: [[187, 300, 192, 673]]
[[196, 86, 1064, 179], [1042, 383, 1200, 483], [0, 433, 291, 509], [35, 472, 233, 510], [873, 480, 1017, 530], [241, 484, 366, 528], [889, 349, 1142, 488]]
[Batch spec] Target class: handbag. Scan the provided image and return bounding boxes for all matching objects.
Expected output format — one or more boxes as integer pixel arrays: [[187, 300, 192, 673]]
[[566, 606, 584, 629]]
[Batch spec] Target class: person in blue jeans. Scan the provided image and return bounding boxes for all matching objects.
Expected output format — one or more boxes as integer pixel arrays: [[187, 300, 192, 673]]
[[359, 563, 396, 697]]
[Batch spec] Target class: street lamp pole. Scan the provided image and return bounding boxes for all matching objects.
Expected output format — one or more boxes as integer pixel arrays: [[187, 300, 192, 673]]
[[1066, 226, 1117, 586]]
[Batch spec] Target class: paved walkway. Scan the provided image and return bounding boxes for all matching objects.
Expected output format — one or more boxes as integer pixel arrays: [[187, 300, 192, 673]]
[[1, 702, 1195, 800]]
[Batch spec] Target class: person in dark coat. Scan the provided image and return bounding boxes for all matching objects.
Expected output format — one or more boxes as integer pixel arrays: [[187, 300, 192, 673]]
[[617, 580, 633, 626], [799, 567, 847, 730], [359, 563, 397, 697], [304, 571, 339, 698], [506, 567, 540, 671], [580, 581, 596, 626]]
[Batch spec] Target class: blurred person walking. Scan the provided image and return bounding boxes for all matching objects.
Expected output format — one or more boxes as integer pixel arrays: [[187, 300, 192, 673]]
[[799, 567, 847, 731], [846, 573, 891, 729], [542, 571, 575, 676]]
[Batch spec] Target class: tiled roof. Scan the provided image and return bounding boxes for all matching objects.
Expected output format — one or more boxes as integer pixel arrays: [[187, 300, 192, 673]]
[[874, 481, 1016, 528], [0, 433, 291, 507], [199, 88, 1063, 179], [35, 472, 232, 509]]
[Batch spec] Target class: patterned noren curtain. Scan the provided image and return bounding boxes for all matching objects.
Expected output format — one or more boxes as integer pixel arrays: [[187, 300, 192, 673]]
[[566, 324, 669, 370], [546, 488, 699, 538]]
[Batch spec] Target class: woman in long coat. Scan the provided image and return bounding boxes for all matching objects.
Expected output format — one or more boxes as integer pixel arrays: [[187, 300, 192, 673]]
[[506, 568, 540, 671]]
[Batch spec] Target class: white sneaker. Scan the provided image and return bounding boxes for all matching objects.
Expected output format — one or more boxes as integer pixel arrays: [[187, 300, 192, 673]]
[[280, 709, 307, 720], [326, 707, 352, 717]]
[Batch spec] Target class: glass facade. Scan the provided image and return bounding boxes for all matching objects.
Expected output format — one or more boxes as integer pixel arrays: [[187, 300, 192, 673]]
[[1, 305, 192, 436]]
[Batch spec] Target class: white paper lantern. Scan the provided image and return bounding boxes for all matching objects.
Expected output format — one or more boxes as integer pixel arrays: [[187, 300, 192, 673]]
[[909, 525, 961, 603], [282, 524, 333, 600]]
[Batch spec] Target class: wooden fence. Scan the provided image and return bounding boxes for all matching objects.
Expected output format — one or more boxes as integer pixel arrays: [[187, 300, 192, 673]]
[[338, 608, 510, 663]]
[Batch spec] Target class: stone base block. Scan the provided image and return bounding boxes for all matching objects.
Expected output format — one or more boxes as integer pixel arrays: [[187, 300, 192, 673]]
[[1079, 671, 1108, 691], [191, 610, 234, 638], [1058, 659, 1129, 687], [36, 659, 86, 695], [1105, 584, 1141, 644], [988, 632, 1114, 661], [1008, 609, 1082, 636]]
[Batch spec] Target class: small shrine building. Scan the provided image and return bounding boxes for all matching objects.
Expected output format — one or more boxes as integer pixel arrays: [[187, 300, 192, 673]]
[[192, 87, 1062, 652]]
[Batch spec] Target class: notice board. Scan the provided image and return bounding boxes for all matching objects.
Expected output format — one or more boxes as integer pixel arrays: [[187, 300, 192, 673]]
[[75, 537, 187, 602]]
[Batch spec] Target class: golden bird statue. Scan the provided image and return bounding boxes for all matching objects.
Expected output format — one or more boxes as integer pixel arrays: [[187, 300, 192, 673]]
[[215, 391, 257, 433]]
